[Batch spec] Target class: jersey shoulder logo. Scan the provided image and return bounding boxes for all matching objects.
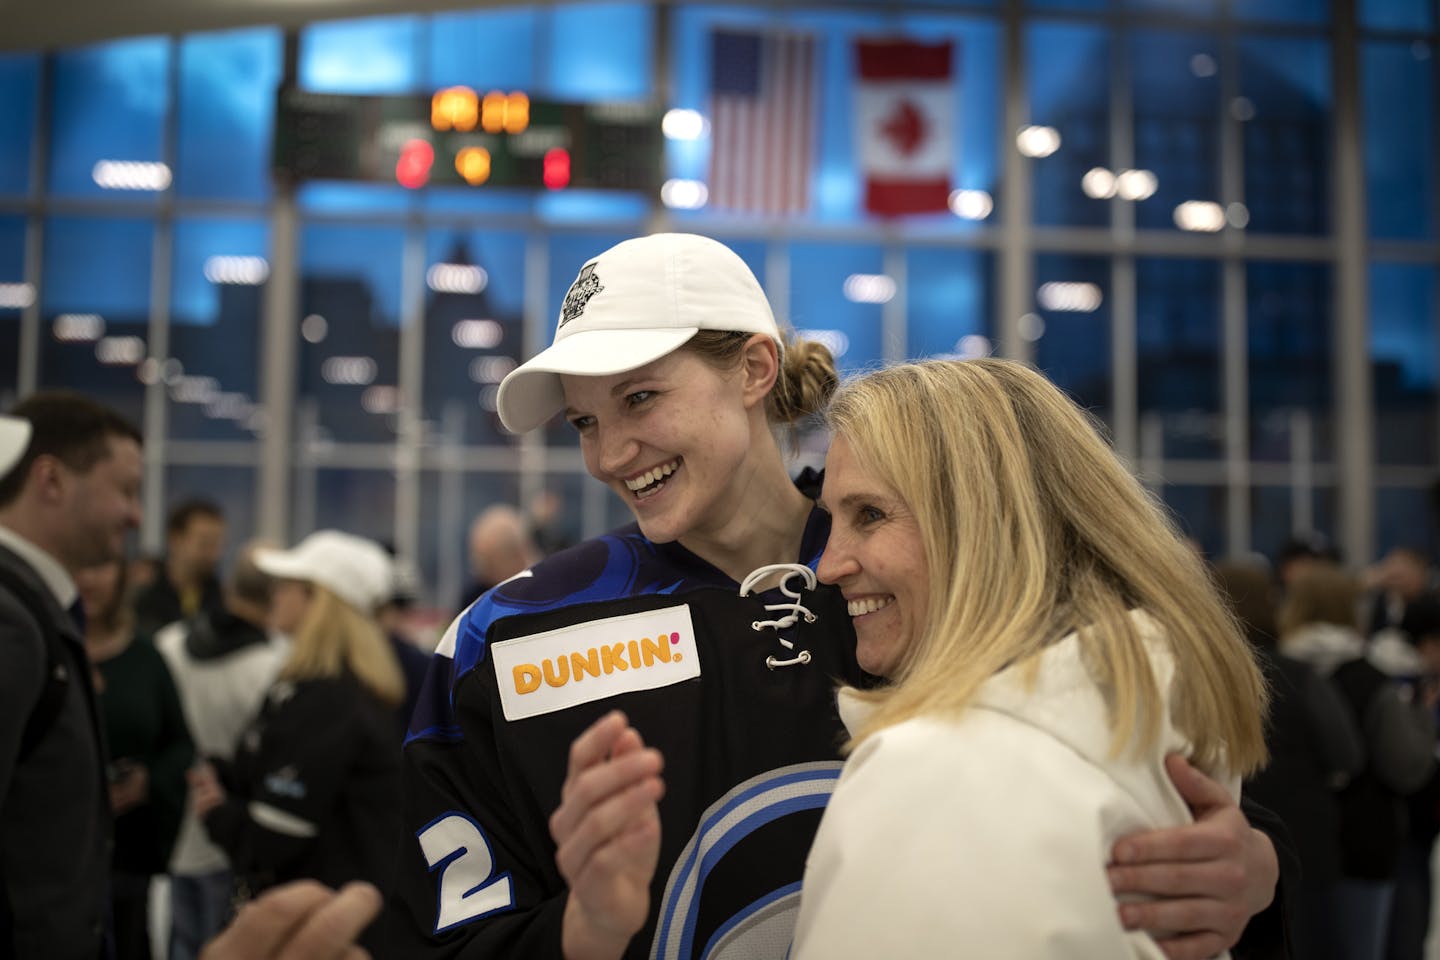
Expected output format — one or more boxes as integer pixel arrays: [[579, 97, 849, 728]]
[[491, 604, 700, 721], [559, 263, 603, 327]]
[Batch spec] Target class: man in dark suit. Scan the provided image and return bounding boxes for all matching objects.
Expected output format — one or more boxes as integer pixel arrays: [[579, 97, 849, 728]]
[[0, 393, 143, 959]]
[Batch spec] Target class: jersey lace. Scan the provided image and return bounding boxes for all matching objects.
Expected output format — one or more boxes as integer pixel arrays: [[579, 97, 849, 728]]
[[738, 563, 817, 669]]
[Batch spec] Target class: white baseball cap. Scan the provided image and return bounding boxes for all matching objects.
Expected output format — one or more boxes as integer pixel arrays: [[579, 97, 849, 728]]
[[253, 530, 393, 615], [0, 414, 31, 479], [495, 233, 783, 434]]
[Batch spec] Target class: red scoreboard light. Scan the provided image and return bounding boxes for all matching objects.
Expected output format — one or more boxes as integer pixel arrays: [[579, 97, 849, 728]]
[[543, 148, 571, 190], [395, 139, 435, 189]]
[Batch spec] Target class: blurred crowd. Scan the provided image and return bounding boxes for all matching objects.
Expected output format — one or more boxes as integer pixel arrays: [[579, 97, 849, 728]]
[[6, 389, 1440, 960], [0, 390, 565, 960], [1220, 537, 1440, 960], [118, 499, 559, 958]]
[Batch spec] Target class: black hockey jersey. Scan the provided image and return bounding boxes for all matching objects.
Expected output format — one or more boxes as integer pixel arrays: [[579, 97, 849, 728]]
[[383, 484, 867, 959]]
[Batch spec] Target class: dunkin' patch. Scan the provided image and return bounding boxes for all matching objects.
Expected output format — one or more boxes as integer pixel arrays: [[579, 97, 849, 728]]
[[491, 605, 701, 721]]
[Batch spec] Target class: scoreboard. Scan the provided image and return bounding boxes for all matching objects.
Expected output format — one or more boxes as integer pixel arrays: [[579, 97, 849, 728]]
[[273, 86, 663, 192]]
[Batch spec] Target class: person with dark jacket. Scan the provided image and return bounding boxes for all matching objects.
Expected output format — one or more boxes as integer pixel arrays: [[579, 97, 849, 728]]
[[1279, 564, 1437, 960], [1380, 595, 1440, 960], [0, 396, 144, 959], [77, 556, 194, 960], [133, 499, 226, 638], [1215, 560, 1364, 960], [373, 544, 433, 742], [188, 530, 404, 952], [1366, 547, 1437, 643], [155, 540, 289, 960]]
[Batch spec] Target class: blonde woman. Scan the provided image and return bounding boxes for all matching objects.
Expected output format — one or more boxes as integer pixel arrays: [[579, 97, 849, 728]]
[[190, 529, 403, 936], [792, 359, 1270, 959]]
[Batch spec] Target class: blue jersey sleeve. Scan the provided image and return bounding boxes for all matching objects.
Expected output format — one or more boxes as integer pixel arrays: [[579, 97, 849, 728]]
[[384, 532, 677, 956]]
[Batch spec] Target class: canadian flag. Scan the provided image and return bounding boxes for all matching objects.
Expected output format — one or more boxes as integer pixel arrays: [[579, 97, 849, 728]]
[[855, 39, 955, 216]]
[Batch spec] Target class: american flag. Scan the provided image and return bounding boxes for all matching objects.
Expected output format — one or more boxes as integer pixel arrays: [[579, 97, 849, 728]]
[[709, 30, 817, 216]]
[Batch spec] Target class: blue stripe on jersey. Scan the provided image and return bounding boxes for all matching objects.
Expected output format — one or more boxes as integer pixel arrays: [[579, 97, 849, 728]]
[[448, 530, 733, 686], [700, 881, 802, 960], [651, 762, 843, 960], [451, 534, 637, 682], [405, 647, 459, 745], [405, 723, 463, 744]]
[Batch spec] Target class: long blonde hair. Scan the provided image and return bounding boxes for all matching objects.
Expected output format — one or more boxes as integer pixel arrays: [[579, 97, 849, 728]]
[[827, 359, 1268, 776], [279, 584, 405, 707]]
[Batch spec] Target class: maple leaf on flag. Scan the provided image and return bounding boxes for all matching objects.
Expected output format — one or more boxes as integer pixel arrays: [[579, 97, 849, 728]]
[[855, 38, 955, 216], [880, 100, 927, 156]]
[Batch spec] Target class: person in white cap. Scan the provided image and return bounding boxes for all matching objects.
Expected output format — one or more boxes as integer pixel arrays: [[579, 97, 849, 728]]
[[383, 234, 1283, 960], [0, 393, 144, 959], [186, 529, 403, 953]]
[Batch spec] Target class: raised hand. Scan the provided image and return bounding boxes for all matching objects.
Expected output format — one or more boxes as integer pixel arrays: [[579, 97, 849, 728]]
[[550, 710, 666, 960]]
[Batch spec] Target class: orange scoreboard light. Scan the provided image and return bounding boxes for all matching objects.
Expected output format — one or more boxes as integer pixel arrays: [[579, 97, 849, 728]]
[[273, 86, 661, 192]]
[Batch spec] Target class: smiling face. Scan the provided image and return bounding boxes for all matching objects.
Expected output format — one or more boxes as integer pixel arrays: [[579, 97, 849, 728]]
[[560, 345, 761, 546], [61, 435, 144, 570], [817, 434, 931, 679]]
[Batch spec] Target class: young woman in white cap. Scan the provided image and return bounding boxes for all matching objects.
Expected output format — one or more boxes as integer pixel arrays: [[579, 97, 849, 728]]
[[188, 529, 404, 946], [384, 234, 1286, 960]]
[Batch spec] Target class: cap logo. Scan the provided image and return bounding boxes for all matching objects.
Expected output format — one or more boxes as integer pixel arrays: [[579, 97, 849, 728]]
[[559, 263, 604, 328]]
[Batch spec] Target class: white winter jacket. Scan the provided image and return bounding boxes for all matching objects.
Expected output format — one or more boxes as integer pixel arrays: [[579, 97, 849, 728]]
[[155, 618, 288, 875], [791, 620, 1237, 960]]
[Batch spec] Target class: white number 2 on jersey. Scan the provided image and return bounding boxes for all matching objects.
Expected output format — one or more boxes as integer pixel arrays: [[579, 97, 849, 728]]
[[417, 813, 516, 932]]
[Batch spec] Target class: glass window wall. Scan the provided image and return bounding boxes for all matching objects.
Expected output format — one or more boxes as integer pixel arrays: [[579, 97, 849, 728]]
[[2, 2, 1435, 602]]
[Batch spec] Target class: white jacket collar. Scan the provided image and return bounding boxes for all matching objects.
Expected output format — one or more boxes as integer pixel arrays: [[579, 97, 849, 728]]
[[837, 611, 1202, 785], [1279, 622, 1364, 676], [0, 523, 78, 610]]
